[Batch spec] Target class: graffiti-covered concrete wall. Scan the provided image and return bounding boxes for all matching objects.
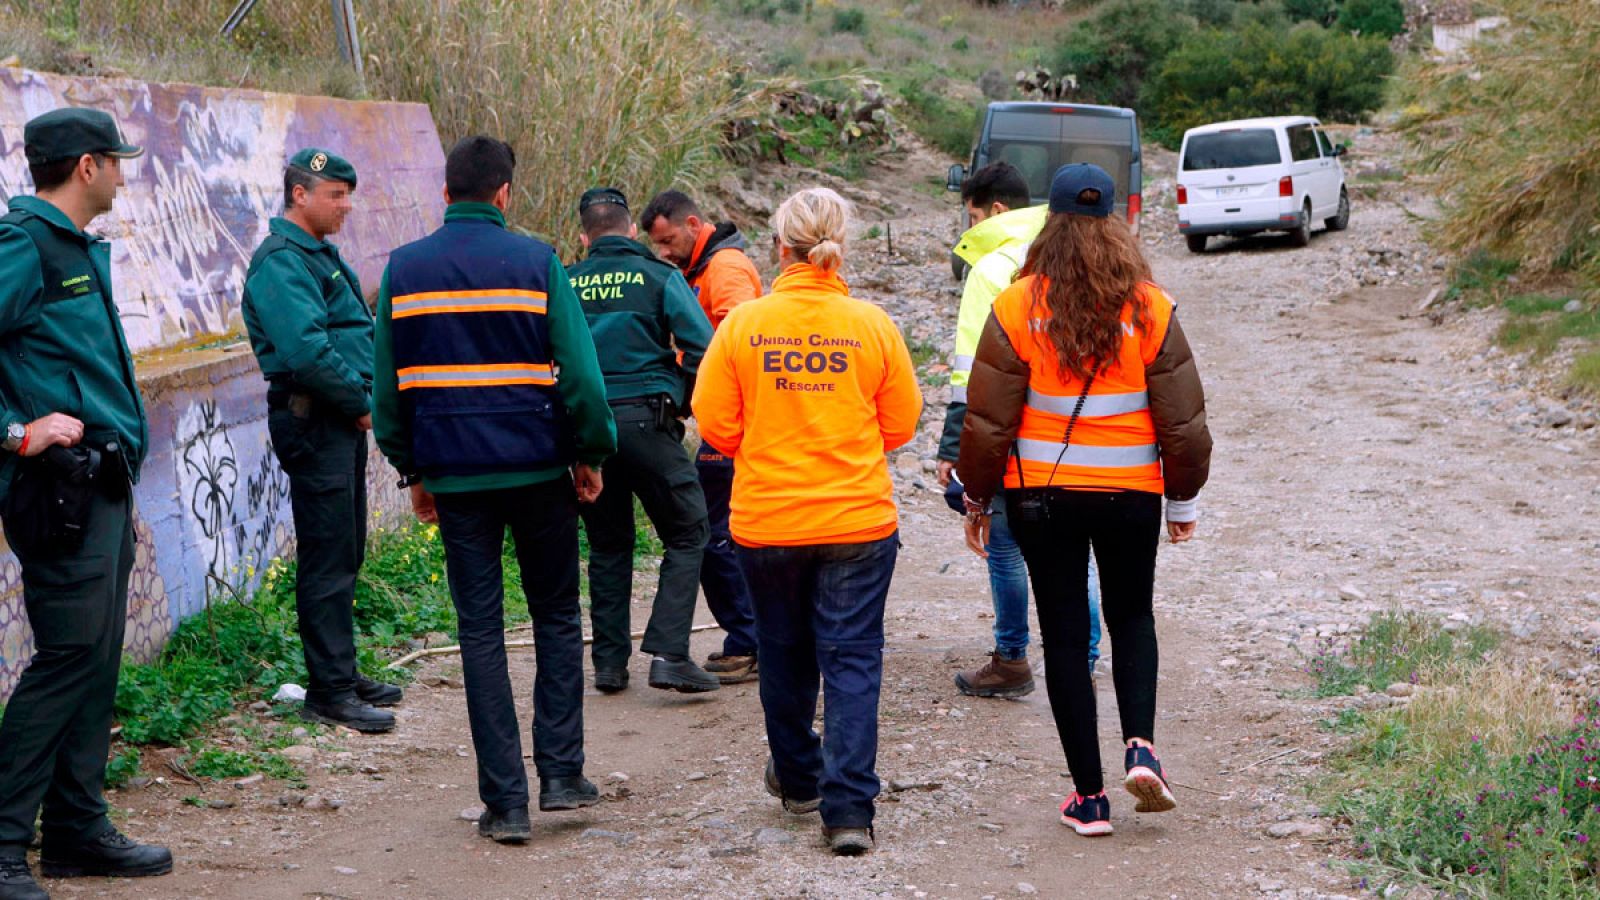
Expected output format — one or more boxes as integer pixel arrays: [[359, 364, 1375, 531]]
[[0, 69, 447, 698]]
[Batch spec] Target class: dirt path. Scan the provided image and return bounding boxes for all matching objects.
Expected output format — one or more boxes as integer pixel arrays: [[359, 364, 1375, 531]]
[[84, 151, 1600, 899]]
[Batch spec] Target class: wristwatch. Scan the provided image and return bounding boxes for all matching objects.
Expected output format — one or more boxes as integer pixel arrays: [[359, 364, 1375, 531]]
[[2, 422, 26, 453], [396, 472, 422, 489]]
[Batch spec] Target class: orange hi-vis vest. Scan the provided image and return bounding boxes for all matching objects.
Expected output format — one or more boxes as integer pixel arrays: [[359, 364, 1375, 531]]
[[992, 277, 1174, 495]]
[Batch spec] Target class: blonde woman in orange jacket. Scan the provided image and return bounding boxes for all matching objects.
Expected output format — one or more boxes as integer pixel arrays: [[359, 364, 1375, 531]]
[[692, 187, 922, 856]]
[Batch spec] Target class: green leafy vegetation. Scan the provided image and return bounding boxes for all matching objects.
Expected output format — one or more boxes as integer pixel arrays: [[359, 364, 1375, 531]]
[[1310, 611, 1595, 895], [830, 7, 867, 34]]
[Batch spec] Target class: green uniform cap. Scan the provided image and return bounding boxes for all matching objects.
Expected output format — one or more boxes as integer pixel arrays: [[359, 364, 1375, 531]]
[[23, 108, 144, 166], [288, 148, 358, 189], [579, 187, 628, 212]]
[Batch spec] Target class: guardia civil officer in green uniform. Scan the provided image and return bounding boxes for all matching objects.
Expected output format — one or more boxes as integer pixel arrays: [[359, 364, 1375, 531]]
[[0, 108, 172, 900], [241, 148, 399, 735], [569, 188, 720, 696]]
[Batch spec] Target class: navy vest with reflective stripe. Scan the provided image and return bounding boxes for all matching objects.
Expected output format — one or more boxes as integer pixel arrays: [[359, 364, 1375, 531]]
[[386, 218, 573, 476]]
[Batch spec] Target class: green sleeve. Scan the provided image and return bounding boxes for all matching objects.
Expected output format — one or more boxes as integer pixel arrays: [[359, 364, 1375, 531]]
[[246, 249, 371, 417], [663, 269, 713, 375], [370, 267, 411, 473], [546, 257, 616, 466], [0, 226, 44, 433]]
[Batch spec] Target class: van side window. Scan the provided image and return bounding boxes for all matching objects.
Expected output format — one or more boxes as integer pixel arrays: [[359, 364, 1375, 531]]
[[1315, 129, 1334, 157], [1287, 125, 1320, 162]]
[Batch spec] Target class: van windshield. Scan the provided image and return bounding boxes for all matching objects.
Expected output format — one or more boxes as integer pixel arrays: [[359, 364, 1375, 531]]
[[1182, 130, 1281, 170], [988, 111, 1135, 205]]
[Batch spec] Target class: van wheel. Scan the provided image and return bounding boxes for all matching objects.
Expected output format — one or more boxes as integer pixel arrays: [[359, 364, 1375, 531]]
[[1185, 234, 1208, 254], [1288, 200, 1312, 248], [1325, 188, 1350, 231]]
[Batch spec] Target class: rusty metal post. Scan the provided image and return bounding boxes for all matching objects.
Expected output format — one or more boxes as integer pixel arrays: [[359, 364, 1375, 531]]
[[331, 0, 364, 82]]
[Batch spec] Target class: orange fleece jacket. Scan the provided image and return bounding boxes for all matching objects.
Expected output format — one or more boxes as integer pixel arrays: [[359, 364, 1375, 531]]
[[693, 263, 923, 547], [686, 224, 764, 328]]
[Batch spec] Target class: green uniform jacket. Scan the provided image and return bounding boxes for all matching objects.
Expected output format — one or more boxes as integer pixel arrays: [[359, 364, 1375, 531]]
[[939, 204, 1048, 462], [0, 196, 148, 502], [568, 235, 712, 406], [371, 203, 616, 494], [241, 217, 374, 418]]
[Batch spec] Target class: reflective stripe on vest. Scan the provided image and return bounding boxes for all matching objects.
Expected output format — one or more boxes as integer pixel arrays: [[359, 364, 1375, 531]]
[[397, 362, 556, 390], [993, 278, 1174, 494], [392, 288, 548, 318]]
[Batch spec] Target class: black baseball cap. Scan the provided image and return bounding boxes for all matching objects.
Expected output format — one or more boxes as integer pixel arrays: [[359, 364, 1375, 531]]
[[579, 187, 628, 213], [1048, 163, 1115, 217], [23, 108, 143, 166]]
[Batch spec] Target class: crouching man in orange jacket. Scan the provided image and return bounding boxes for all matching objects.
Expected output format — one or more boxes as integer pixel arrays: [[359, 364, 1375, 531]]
[[692, 187, 922, 856]]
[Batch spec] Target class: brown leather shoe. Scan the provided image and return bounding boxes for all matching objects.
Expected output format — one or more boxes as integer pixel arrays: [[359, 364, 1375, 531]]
[[953, 652, 1034, 699], [704, 652, 758, 684]]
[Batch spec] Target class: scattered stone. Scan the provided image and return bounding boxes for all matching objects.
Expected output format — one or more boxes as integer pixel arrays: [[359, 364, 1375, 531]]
[[886, 779, 942, 793], [460, 806, 485, 822], [1385, 682, 1416, 698], [302, 795, 328, 811], [423, 631, 452, 648], [977, 822, 1004, 833], [685, 771, 709, 782], [755, 827, 795, 845], [1264, 821, 1326, 839], [125, 776, 154, 790], [290, 727, 309, 739], [1016, 883, 1038, 895], [1564, 299, 1583, 314], [248, 701, 271, 714], [605, 771, 630, 784], [232, 774, 264, 789], [1541, 407, 1574, 428], [580, 828, 635, 846], [280, 745, 316, 762], [334, 866, 358, 876], [708, 846, 755, 858], [1257, 878, 1287, 893], [1337, 585, 1367, 603], [206, 798, 236, 809]]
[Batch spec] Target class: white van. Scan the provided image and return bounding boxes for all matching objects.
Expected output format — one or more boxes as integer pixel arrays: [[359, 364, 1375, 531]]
[[1175, 116, 1349, 253]]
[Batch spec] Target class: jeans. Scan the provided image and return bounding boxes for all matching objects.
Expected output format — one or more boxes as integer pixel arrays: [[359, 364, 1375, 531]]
[[433, 478, 587, 813], [696, 445, 759, 658], [581, 408, 708, 668], [737, 532, 898, 829], [0, 490, 133, 851], [1010, 490, 1161, 797], [988, 494, 1101, 671]]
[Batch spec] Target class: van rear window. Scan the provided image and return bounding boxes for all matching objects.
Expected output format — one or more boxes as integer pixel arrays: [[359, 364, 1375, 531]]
[[1182, 130, 1281, 170]]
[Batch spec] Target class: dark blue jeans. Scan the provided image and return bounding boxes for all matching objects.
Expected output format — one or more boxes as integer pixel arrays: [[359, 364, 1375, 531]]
[[434, 478, 586, 813], [696, 446, 759, 658], [737, 532, 898, 829]]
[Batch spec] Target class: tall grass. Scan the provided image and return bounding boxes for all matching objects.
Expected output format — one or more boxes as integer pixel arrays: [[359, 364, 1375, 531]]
[[362, 0, 735, 255], [1397, 0, 1600, 298]]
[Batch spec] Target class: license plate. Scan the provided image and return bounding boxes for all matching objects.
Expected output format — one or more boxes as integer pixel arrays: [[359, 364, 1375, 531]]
[[1215, 185, 1250, 197]]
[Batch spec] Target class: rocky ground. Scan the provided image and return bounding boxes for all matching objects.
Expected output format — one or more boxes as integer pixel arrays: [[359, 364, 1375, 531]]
[[57, 135, 1600, 899]]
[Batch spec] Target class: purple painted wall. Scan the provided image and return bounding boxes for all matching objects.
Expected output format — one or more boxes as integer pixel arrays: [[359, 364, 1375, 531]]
[[0, 70, 447, 698]]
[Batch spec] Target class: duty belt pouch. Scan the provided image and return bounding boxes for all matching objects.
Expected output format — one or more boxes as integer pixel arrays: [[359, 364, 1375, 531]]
[[2, 445, 101, 558]]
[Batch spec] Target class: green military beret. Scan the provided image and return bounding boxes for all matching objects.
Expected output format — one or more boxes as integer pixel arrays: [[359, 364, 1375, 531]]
[[23, 108, 143, 166], [287, 148, 357, 189]]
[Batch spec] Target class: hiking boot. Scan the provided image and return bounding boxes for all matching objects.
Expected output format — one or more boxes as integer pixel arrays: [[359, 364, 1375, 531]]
[[704, 652, 758, 684], [953, 652, 1034, 699], [1059, 792, 1113, 836], [539, 776, 599, 811], [1123, 744, 1176, 813], [40, 829, 173, 878], [593, 667, 629, 694], [823, 826, 874, 856], [0, 856, 47, 900], [764, 758, 821, 815], [477, 805, 531, 844], [300, 697, 396, 734], [355, 676, 404, 708], [648, 655, 721, 694]]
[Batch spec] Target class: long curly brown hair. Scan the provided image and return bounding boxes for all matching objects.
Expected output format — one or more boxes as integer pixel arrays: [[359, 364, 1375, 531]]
[[1019, 211, 1153, 382]]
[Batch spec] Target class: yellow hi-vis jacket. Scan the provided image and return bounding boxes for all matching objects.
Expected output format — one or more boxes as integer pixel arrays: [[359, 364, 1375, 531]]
[[937, 204, 1049, 461]]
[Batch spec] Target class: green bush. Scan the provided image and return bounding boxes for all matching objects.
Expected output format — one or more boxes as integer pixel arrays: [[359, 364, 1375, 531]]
[[1143, 21, 1393, 144], [1051, 0, 1198, 110], [888, 69, 979, 159], [830, 7, 867, 34], [1283, 0, 1338, 25], [1337, 0, 1405, 37]]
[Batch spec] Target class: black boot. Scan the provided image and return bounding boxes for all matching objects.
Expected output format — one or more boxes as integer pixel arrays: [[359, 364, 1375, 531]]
[[538, 776, 599, 811], [355, 676, 404, 707], [0, 856, 47, 900], [40, 829, 172, 879], [647, 655, 720, 693], [301, 697, 396, 733], [593, 668, 629, 694], [477, 806, 531, 844]]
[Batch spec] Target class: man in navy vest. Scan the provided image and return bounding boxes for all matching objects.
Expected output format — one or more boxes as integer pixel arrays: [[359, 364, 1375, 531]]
[[0, 108, 171, 900], [372, 136, 616, 845]]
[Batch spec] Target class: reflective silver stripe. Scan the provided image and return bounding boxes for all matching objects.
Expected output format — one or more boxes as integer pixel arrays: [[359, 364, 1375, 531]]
[[391, 293, 548, 316], [953, 354, 975, 370], [1026, 388, 1148, 418], [1014, 438, 1158, 469], [396, 365, 553, 388], [950, 384, 968, 403]]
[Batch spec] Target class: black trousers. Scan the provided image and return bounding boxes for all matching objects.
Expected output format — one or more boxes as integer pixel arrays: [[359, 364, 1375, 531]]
[[434, 478, 586, 813], [0, 489, 133, 852], [1010, 489, 1161, 797], [580, 406, 708, 669], [268, 409, 367, 705]]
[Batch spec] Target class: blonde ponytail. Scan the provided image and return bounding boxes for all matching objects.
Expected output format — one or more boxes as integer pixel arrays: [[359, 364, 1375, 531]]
[[772, 187, 852, 274]]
